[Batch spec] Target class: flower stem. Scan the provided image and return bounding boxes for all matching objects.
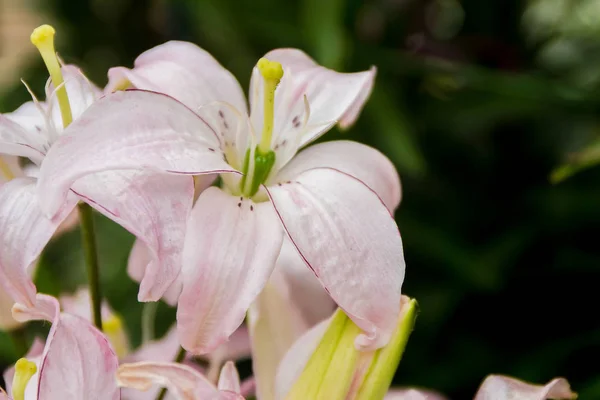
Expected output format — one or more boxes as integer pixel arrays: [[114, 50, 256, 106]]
[[141, 301, 158, 343], [78, 203, 103, 331], [156, 347, 187, 400]]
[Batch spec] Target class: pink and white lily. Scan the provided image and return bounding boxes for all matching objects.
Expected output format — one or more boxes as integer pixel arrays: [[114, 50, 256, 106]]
[[0, 61, 193, 307], [384, 375, 577, 400], [37, 41, 405, 354], [3, 294, 119, 399]]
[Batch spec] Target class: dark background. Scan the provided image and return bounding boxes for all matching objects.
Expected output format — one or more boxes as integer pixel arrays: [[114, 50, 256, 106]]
[[1, 0, 599, 398]]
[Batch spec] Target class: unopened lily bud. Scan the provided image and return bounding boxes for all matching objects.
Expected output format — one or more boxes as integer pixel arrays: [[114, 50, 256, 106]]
[[285, 296, 418, 400]]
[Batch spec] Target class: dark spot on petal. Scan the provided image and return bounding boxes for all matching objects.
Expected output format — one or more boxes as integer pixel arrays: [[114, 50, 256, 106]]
[[35, 126, 41, 132], [224, 121, 229, 129], [208, 148, 215, 152], [250, 205, 254, 211], [281, 139, 287, 146], [237, 202, 241, 207], [219, 110, 225, 118], [292, 116, 301, 128], [240, 196, 243, 201]]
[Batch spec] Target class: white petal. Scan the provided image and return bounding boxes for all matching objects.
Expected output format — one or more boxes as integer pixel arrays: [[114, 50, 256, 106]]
[[474, 375, 577, 400], [0, 110, 47, 163], [177, 187, 283, 354], [274, 140, 401, 212], [74, 170, 194, 301], [106, 41, 247, 114], [37, 89, 236, 218], [0, 178, 77, 306], [217, 361, 241, 394], [266, 167, 405, 350]]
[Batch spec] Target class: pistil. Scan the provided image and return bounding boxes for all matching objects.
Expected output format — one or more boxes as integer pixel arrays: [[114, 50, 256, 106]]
[[30, 25, 73, 128], [256, 58, 283, 154]]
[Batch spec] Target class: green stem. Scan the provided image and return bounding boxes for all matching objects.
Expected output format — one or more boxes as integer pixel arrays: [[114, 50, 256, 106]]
[[141, 302, 158, 344], [9, 327, 28, 357], [156, 347, 187, 400], [77, 203, 103, 331]]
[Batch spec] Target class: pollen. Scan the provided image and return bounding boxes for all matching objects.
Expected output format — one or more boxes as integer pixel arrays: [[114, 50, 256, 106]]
[[12, 358, 37, 400]]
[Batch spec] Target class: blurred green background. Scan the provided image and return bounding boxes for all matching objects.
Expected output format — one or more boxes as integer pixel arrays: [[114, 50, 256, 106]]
[[1, 0, 600, 397]]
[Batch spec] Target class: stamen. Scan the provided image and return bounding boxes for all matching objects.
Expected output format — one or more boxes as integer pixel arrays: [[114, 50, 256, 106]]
[[30, 25, 73, 128], [11, 358, 37, 400], [256, 58, 283, 153]]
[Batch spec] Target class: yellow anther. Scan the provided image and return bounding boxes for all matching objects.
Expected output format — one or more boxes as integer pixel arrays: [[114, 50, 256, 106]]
[[12, 358, 37, 400], [104, 314, 129, 358], [30, 24, 73, 128], [256, 58, 284, 153]]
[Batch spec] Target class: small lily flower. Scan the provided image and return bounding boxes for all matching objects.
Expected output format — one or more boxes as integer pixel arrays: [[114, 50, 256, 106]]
[[37, 41, 405, 355], [0, 25, 194, 307], [116, 360, 246, 400], [385, 374, 577, 400], [4, 293, 120, 399]]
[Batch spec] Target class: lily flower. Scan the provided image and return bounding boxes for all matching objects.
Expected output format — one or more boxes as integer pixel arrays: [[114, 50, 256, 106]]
[[37, 41, 405, 354], [0, 26, 194, 308], [3, 293, 119, 399], [384, 375, 577, 400]]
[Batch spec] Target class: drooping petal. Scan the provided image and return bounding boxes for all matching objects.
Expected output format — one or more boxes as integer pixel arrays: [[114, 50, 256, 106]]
[[0, 178, 78, 306], [73, 170, 194, 301], [46, 65, 102, 132], [266, 167, 405, 350], [177, 187, 284, 354], [217, 362, 241, 394], [203, 325, 252, 367], [125, 326, 181, 364], [474, 375, 577, 400], [127, 240, 182, 306], [106, 41, 247, 114], [274, 318, 330, 400], [117, 362, 219, 399], [0, 111, 47, 163], [12, 294, 120, 400], [250, 49, 376, 170], [37, 89, 238, 218], [274, 140, 401, 212], [384, 389, 448, 400]]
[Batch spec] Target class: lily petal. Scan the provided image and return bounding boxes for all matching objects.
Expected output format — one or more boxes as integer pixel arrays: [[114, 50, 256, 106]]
[[106, 41, 247, 114], [46, 65, 101, 131], [0, 110, 47, 163], [37, 89, 237, 218], [117, 362, 218, 399], [0, 178, 77, 306], [74, 170, 194, 301], [217, 362, 241, 394], [474, 375, 577, 400], [266, 167, 405, 350], [0, 282, 19, 330], [177, 187, 283, 354], [274, 140, 401, 212], [127, 240, 182, 306], [0, 155, 23, 184], [12, 294, 120, 400], [247, 268, 308, 400]]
